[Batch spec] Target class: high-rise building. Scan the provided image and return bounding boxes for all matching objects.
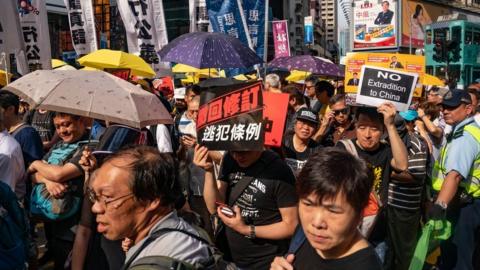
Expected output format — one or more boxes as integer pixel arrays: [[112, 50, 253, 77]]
[[320, 0, 336, 46], [338, 28, 351, 56]]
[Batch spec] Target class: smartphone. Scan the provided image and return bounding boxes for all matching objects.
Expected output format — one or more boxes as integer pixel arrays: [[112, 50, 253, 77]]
[[215, 201, 236, 218], [91, 150, 113, 164]]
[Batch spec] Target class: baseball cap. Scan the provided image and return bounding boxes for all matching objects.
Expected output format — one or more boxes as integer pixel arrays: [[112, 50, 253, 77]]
[[441, 89, 472, 107], [399, 110, 418, 122], [296, 108, 319, 124], [174, 87, 186, 99]]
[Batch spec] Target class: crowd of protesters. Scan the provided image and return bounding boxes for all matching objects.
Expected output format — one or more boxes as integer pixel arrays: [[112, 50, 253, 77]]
[[0, 74, 480, 270]]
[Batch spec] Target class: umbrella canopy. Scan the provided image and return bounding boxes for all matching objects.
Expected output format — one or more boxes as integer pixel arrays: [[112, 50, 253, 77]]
[[158, 32, 263, 69], [172, 63, 221, 78], [198, 77, 243, 88], [78, 49, 156, 78], [3, 70, 172, 128], [269, 55, 344, 77], [286, 70, 311, 82], [0, 70, 12, 87], [423, 74, 445, 86], [51, 59, 68, 69]]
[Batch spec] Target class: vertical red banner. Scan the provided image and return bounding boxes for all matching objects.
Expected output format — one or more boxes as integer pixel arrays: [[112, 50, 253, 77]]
[[272, 20, 290, 59]]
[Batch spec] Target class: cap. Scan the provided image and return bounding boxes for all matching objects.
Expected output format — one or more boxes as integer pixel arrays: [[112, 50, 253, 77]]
[[174, 87, 186, 99], [399, 110, 418, 121], [441, 89, 472, 107], [295, 108, 319, 124]]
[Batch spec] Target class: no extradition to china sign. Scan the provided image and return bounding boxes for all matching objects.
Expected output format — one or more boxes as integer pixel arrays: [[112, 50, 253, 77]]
[[356, 65, 418, 111]]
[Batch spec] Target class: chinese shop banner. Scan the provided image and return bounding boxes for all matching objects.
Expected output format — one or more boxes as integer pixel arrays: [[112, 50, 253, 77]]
[[197, 81, 264, 151], [243, 0, 267, 60], [117, 0, 169, 73], [64, 0, 97, 56], [18, 0, 52, 71]]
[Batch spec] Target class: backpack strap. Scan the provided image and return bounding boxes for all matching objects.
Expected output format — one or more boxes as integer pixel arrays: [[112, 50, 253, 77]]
[[122, 227, 212, 270], [339, 139, 359, 157], [287, 225, 306, 255]]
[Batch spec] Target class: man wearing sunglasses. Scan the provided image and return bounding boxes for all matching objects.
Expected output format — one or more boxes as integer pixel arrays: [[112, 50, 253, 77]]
[[429, 89, 480, 269], [313, 94, 355, 146]]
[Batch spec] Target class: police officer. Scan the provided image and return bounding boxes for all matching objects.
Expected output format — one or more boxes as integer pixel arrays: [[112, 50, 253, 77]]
[[429, 89, 480, 270]]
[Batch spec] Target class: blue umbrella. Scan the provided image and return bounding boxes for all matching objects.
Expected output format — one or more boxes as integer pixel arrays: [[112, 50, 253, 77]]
[[158, 32, 263, 69], [269, 55, 344, 78]]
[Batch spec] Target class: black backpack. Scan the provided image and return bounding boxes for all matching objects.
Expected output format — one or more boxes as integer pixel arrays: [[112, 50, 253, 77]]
[[123, 227, 237, 270]]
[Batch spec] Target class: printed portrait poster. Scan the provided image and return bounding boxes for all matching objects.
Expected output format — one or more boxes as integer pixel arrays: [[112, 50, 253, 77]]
[[197, 81, 264, 151], [344, 52, 424, 97], [356, 66, 418, 112], [353, 0, 398, 50]]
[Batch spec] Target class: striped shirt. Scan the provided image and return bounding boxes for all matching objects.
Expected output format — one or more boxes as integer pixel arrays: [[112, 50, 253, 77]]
[[388, 133, 428, 210]]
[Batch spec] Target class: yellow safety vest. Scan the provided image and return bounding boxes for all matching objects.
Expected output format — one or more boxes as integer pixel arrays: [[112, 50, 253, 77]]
[[431, 124, 480, 198]]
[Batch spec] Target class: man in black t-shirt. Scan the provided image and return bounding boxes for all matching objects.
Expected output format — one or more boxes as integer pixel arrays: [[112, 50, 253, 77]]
[[283, 108, 322, 176], [270, 148, 382, 270], [194, 147, 298, 269], [336, 104, 408, 251]]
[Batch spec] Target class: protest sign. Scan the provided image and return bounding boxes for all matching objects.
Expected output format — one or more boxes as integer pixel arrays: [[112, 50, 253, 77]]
[[356, 65, 418, 111], [272, 20, 290, 58], [263, 92, 289, 147], [64, 0, 97, 56], [197, 81, 264, 151], [0, 0, 28, 75], [345, 52, 424, 97]]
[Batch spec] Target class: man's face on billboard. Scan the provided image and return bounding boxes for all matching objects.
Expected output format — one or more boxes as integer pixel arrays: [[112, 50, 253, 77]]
[[382, 2, 389, 12]]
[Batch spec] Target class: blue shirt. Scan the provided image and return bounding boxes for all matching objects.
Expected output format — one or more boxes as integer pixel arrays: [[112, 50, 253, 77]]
[[11, 124, 44, 168], [443, 117, 480, 180]]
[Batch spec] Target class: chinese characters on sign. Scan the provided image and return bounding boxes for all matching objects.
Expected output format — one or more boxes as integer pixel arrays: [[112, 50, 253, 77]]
[[128, 0, 159, 64], [272, 20, 290, 58], [18, 0, 52, 71], [64, 0, 98, 56], [197, 81, 264, 151], [243, 0, 267, 59]]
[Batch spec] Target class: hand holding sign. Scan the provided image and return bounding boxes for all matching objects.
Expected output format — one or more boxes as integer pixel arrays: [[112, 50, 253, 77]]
[[377, 102, 397, 127]]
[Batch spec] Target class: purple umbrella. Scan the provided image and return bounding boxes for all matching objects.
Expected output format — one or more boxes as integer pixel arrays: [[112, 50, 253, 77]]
[[269, 55, 344, 77], [158, 32, 263, 69]]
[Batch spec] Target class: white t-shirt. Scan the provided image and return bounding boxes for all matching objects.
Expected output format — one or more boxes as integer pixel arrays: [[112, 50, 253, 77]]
[[0, 129, 25, 198], [148, 125, 173, 153]]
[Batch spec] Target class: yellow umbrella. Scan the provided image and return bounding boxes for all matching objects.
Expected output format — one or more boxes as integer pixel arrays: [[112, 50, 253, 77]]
[[423, 74, 445, 86], [286, 70, 311, 82], [172, 63, 219, 77], [181, 75, 199, 85], [78, 49, 156, 78], [233, 74, 257, 81], [0, 70, 12, 87], [51, 59, 68, 69]]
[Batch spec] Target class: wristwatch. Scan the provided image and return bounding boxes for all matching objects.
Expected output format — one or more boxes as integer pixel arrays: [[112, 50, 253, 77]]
[[435, 200, 448, 210], [245, 225, 256, 239]]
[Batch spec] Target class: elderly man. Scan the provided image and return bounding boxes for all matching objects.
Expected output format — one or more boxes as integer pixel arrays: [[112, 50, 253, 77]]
[[89, 146, 211, 268], [265, 73, 282, 93]]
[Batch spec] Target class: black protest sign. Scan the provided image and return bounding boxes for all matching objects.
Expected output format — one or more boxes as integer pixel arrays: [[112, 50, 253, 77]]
[[197, 81, 264, 151], [356, 65, 418, 111]]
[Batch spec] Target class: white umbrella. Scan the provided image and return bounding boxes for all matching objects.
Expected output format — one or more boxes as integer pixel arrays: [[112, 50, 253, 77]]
[[3, 70, 172, 128]]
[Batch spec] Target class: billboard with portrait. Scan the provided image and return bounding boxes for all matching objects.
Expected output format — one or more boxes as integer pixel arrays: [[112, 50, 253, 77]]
[[353, 0, 398, 50]]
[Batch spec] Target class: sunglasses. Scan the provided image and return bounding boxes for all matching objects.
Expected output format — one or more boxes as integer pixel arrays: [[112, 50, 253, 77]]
[[333, 108, 349, 115]]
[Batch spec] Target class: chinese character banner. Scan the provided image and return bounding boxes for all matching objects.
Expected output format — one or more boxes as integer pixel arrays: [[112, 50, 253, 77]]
[[0, 0, 28, 75], [64, 0, 98, 56], [18, 0, 52, 71], [242, 0, 267, 59], [207, 0, 252, 49], [117, 0, 169, 74], [272, 20, 290, 58], [197, 81, 264, 151]]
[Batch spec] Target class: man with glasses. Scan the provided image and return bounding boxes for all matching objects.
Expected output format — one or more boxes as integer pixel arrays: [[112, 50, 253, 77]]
[[89, 146, 211, 268], [314, 94, 355, 146], [304, 76, 319, 110], [429, 89, 480, 269]]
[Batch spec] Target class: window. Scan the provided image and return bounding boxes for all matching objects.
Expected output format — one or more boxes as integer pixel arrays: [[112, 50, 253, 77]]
[[426, 66, 433, 75], [466, 29, 473, 44], [433, 28, 448, 42], [452, 26, 461, 43], [474, 32, 480, 45]]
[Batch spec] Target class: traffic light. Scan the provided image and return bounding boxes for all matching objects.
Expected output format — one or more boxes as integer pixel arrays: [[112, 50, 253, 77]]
[[447, 40, 462, 62], [433, 40, 446, 62]]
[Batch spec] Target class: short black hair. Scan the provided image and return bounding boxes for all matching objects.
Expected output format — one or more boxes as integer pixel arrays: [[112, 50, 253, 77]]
[[329, 94, 346, 106], [305, 75, 318, 85], [0, 90, 20, 115], [53, 111, 82, 121], [315, 80, 335, 98], [104, 146, 181, 206], [355, 106, 384, 126], [283, 84, 306, 106], [186, 84, 201, 96], [382, 1, 390, 5], [297, 148, 373, 215]]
